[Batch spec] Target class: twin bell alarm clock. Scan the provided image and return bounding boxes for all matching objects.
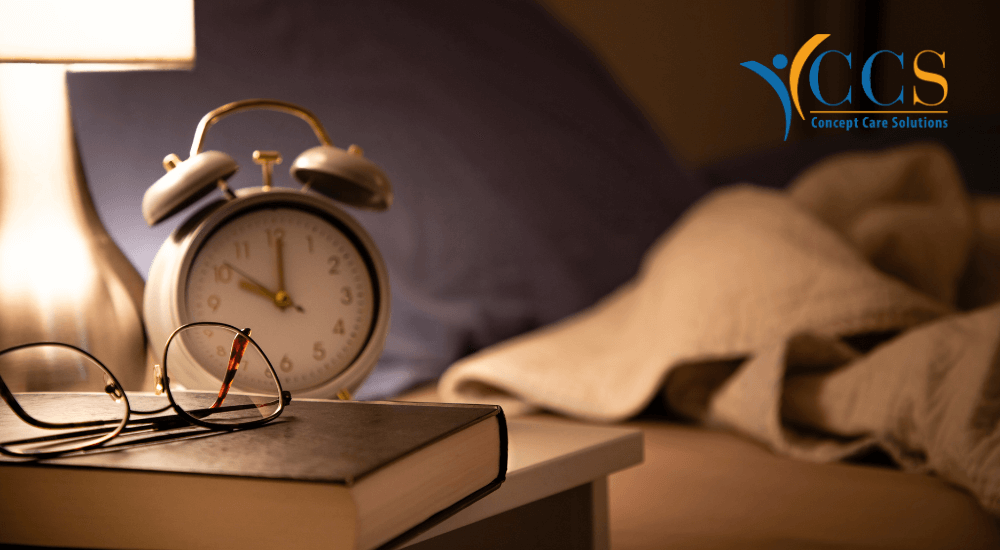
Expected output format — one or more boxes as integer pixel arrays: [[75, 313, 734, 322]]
[[142, 99, 392, 399]]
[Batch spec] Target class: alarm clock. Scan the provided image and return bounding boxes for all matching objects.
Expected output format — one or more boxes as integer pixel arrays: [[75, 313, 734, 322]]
[[142, 99, 392, 399]]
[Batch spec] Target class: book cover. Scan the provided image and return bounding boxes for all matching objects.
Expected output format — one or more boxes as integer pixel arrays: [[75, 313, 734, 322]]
[[0, 396, 508, 550]]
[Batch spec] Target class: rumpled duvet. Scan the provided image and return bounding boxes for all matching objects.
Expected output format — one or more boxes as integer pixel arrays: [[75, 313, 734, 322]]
[[439, 143, 1000, 514]]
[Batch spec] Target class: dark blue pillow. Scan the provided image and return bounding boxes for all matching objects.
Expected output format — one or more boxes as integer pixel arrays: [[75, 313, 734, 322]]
[[69, 0, 708, 398]]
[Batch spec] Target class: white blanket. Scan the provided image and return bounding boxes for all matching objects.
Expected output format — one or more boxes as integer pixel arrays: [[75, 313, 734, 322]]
[[439, 143, 1000, 514]]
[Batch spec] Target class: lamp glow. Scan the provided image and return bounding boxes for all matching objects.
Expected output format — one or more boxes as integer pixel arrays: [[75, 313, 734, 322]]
[[0, 0, 194, 67], [0, 0, 195, 390]]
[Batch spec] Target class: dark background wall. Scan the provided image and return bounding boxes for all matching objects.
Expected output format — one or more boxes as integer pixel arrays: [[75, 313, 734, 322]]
[[70, 0, 1000, 277], [538, 0, 1000, 167]]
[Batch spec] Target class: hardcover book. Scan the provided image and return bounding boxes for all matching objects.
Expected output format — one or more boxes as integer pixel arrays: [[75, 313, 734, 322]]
[[0, 396, 507, 550]]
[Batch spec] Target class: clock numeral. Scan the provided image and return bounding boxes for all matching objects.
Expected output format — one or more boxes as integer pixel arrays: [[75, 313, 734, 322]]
[[328, 255, 340, 274], [234, 241, 250, 259], [266, 228, 285, 247], [306, 235, 314, 254], [340, 287, 352, 305], [216, 345, 226, 357], [214, 264, 232, 283], [207, 295, 221, 312], [280, 355, 293, 373], [333, 319, 345, 335], [313, 342, 326, 361], [203, 329, 214, 338]]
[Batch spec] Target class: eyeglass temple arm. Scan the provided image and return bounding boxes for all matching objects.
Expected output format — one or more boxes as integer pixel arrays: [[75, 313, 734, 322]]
[[209, 328, 251, 409], [0, 415, 189, 451], [1, 395, 294, 451]]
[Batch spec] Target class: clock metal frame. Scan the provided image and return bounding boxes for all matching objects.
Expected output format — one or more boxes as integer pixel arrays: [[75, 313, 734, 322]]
[[144, 186, 391, 399]]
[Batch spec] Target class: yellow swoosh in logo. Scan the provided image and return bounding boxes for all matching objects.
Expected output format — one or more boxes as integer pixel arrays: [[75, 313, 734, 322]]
[[790, 34, 830, 120]]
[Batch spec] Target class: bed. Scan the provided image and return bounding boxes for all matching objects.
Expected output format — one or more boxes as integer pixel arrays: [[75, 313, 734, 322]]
[[70, 1, 1000, 548]]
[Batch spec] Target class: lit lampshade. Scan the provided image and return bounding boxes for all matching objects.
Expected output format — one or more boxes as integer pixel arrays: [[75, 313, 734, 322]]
[[0, 0, 195, 390]]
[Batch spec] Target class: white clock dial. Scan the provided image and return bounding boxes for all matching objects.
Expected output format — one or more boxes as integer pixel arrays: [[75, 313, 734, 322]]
[[183, 207, 377, 393]]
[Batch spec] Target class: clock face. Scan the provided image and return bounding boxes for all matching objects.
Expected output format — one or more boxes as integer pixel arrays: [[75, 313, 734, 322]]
[[182, 206, 377, 393]]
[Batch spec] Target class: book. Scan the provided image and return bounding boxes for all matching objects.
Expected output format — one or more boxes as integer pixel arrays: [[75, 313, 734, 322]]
[[0, 396, 507, 550]]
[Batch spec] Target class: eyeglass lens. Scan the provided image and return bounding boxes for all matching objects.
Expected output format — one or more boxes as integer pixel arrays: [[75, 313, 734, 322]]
[[0, 344, 128, 455], [165, 325, 282, 425]]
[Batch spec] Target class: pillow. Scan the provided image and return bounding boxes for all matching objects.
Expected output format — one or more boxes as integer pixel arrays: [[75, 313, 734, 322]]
[[69, 0, 707, 398]]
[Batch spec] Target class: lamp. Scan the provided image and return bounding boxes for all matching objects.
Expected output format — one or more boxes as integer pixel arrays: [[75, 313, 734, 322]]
[[0, 1, 195, 389]]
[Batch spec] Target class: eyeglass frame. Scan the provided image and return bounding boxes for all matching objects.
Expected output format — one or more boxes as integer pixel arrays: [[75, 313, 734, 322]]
[[0, 321, 292, 458]]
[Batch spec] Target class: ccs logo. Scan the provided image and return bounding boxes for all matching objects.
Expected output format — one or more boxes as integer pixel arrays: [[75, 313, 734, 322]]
[[741, 34, 948, 140]]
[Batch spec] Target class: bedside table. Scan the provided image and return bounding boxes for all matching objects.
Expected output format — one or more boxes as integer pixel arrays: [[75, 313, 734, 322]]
[[403, 415, 643, 550]]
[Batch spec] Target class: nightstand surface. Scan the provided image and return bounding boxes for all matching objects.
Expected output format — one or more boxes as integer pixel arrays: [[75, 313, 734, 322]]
[[404, 415, 643, 550]]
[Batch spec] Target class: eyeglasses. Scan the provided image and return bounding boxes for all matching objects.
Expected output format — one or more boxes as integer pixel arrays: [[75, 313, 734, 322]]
[[0, 322, 291, 458]]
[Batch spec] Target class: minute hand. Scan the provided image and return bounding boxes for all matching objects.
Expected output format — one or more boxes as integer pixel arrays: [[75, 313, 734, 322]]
[[276, 237, 286, 294]]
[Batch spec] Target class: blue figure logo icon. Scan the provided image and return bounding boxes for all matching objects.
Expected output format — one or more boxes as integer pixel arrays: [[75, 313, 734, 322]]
[[740, 54, 791, 140], [740, 34, 830, 141]]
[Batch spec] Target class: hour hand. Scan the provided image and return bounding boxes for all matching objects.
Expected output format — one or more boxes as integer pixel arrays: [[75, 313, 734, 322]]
[[238, 279, 276, 301], [226, 262, 278, 301], [226, 261, 305, 312], [238, 280, 304, 312]]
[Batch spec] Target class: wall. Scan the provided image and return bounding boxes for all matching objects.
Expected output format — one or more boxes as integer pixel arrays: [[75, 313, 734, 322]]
[[536, 0, 798, 166], [537, 0, 1000, 167]]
